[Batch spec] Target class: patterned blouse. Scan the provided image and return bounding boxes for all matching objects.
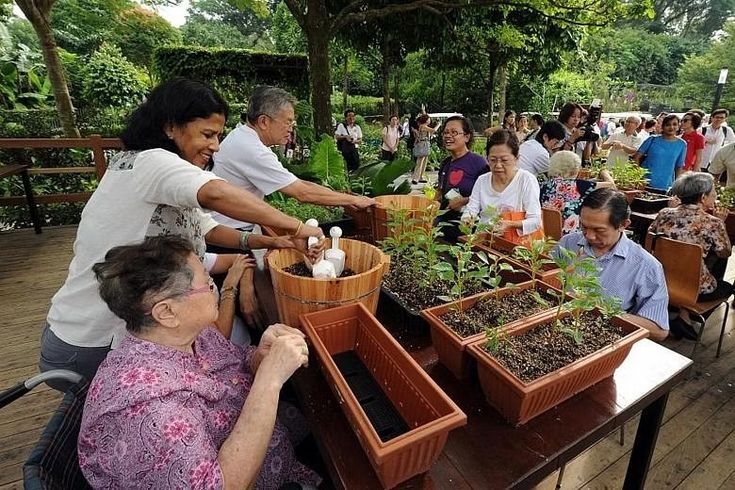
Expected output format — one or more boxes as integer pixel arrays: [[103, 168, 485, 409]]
[[539, 177, 597, 235], [649, 205, 731, 294], [79, 327, 321, 489]]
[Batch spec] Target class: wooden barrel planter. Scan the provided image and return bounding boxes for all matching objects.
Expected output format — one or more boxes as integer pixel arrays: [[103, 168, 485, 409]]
[[267, 239, 390, 328], [372, 194, 433, 242]]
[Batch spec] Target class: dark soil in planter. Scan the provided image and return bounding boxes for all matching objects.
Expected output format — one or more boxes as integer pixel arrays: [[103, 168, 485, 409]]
[[283, 262, 356, 278], [441, 287, 558, 337], [637, 191, 668, 200], [333, 351, 409, 442], [381, 256, 486, 312], [485, 312, 626, 383]]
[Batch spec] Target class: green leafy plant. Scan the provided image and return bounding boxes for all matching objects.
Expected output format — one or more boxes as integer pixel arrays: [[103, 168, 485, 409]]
[[512, 237, 556, 282], [352, 157, 413, 196], [266, 192, 344, 223], [410, 191, 448, 286], [82, 43, 147, 109], [483, 326, 507, 355], [609, 161, 648, 190], [717, 185, 735, 210], [284, 135, 349, 191]]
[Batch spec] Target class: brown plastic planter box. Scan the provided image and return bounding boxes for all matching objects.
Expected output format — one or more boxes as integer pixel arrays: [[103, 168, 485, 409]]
[[420, 280, 559, 379], [300, 303, 467, 488], [467, 311, 649, 426], [631, 192, 670, 214], [471, 234, 562, 289]]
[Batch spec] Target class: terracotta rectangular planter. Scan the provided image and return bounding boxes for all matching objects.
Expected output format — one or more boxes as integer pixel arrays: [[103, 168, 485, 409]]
[[471, 234, 562, 289], [467, 312, 649, 426], [300, 303, 467, 488], [420, 280, 560, 379]]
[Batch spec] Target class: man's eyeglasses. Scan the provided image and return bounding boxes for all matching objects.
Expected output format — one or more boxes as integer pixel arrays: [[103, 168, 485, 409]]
[[265, 114, 296, 128], [442, 130, 466, 138]]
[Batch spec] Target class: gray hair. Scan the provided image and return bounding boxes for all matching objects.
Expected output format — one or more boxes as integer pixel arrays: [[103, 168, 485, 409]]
[[626, 115, 642, 126], [548, 150, 581, 178], [246, 85, 296, 124], [671, 172, 714, 205], [92, 236, 196, 333]]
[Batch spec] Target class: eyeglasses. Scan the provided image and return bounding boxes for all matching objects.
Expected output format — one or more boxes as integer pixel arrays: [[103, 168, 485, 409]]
[[442, 130, 466, 138], [184, 276, 216, 297], [265, 114, 296, 128]]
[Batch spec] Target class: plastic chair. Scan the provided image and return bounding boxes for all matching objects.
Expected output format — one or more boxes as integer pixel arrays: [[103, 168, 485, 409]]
[[0, 370, 89, 490], [645, 232, 730, 358], [541, 207, 563, 240]]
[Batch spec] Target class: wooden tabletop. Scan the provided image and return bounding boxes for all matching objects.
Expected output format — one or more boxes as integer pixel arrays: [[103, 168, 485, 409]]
[[293, 328, 692, 489]]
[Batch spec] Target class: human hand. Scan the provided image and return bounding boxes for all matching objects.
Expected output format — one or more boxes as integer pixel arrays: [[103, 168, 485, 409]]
[[348, 195, 376, 210], [238, 270, 265, 331], [222, 255, 255, 289], [496, 219, 515, 233], [297, 223, 322, 239], [714, 205, 729, 221], [304, 237, 328, 263], [257, 334, 309, 385], [447, 197, 465, 212], [258, 323, 305, 358]]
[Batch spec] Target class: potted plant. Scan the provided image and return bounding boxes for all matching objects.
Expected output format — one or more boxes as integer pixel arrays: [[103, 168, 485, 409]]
[[300, 303, 467, 488], [422, 235, 561, 379], [630, 190, 671, 215], [467, 246, 649, 425], [609, 162, 649, 203], [471, 234, 562, 288]]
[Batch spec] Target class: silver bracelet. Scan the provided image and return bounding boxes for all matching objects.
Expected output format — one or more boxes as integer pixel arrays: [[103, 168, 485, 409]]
[[239, 231, 251, 252]]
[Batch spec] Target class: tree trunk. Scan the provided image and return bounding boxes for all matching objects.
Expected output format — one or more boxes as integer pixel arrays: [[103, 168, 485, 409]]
[[486, 65, 497, 126], [17, 2, 79, 137], [304, 0, 333, 137], [380, 38, 391, 124], [392, 71, 399, 116], [342, 56, 348, 112], [498, 62, 507, 126], [440, 72, 446, 108]]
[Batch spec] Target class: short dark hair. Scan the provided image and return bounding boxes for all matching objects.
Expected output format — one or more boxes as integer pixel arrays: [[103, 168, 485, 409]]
[[581, 188, 630, 228], [644, 119, 656, 130], [530, 114, 544, 126], [344, 109, 356, 118], [662, 114, 680, 127], [712, 108, 729, 118], [502, 110, 516, 128], [536, 120, 566, 144], [689, 108, 706, 120], [486, 128, 519, 157], [92, 236, 196, 333], [121, 78, 228, 155], [558, 102, 582, 126], [443, 115, 475, 148], [684, 112, 702, 129]]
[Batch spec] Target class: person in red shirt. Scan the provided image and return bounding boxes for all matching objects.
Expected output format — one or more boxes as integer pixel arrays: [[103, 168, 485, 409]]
[[681, 112, 706, 171]]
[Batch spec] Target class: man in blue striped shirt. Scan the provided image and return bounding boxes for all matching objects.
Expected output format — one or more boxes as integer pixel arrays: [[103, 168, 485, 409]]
[[553, 188, 670, 341]]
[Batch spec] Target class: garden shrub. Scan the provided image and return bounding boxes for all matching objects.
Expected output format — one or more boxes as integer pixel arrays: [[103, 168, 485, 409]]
[[82, 43, 148, 109], [154, 46, 309, 102]]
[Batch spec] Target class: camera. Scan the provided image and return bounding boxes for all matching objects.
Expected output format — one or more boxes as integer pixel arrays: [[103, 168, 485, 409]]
[[576, 99, 602, 143]]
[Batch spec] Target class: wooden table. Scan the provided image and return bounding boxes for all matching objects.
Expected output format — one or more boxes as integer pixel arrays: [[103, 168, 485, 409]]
[[293, 331, 692, 489], [629, 211, 658, 244]]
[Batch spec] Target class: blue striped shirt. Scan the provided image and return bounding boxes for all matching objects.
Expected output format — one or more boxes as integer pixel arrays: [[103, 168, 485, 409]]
[[554, 232, 670, 330]]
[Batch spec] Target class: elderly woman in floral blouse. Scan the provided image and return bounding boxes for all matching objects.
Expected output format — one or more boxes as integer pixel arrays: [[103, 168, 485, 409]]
[[649, 172, 732, 338], [78, 236, 320, 489]]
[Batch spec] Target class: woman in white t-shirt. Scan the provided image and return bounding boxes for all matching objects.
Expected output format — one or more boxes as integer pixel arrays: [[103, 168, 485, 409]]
[[39, 78, 324, 390], [463, 129, 542, 243], [381, 115, 400, 161]]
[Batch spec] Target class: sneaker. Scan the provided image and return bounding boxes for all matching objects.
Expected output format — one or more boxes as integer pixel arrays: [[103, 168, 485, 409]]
[[411, 180, 419, 185], [418, 179, 428, 183]]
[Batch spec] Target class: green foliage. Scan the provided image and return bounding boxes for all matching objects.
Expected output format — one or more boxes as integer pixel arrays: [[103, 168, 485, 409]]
[[111, 7, 181, 74], [352, 157, 413, 197], [180, 19, 253, 50], [305, 136, 349, 191], [82, 43, 147, 108], [266, 192, 344, 223], [609, 161, 648, 189], [718, 186, 735, 210], [512, 237, 556, 282], [51, 0, 134, 56], [0, 43, 54, 110], [154, 46, 309, 102], [0, 108, 62, 136], [183, 0, 273, 51], [271, 1, 306, 54], [330, 92, 385, 116]]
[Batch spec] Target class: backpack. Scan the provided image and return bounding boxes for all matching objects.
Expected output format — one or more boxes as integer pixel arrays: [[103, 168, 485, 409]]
[[702, 125, 731, 139]]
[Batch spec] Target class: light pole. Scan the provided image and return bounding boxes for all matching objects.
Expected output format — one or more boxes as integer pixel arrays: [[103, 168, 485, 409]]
[[712, 68, 728, 113]]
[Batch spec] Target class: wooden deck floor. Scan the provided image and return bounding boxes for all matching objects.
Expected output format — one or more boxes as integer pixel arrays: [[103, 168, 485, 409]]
[[0, 226, 734, 489]]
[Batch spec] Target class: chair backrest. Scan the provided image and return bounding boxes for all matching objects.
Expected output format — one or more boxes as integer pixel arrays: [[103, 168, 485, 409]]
[[23, 380, 92, 490], [541, 207, 563, 240], [646, 232, 702, 308]]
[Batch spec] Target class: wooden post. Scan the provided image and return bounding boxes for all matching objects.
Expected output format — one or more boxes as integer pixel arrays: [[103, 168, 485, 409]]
[[90, 134, 106, 180]]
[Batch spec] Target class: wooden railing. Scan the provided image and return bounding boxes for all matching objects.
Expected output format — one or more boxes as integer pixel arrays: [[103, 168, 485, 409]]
[[0, 135, 123, 207]]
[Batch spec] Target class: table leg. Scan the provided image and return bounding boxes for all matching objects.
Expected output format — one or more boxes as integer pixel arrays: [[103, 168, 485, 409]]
[[623, 392, 668, 489], [19, 169, 42, 234]]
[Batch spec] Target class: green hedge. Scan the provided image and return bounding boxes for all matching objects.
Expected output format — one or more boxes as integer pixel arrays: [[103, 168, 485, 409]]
[[154, 46, 310, 103]]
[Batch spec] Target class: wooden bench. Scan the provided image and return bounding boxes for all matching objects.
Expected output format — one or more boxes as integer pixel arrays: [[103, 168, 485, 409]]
[[0, 164, 41, 234]]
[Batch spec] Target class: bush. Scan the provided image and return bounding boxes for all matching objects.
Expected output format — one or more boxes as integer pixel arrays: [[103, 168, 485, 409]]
[[82, 43, 148, 109], [331, 92, 388, 117], [154, 46, 310, 102]]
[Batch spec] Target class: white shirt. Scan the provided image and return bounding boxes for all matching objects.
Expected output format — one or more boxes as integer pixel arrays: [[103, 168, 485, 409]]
[[709, 142, 735, 188], [381, 126, 400, 152], [702, 124, 735, 169], [517, 139, 550, 176], [47, 149, 222, 348], [335, 123, 363, 144], [462, 169, 542, 237], [639, 129, 650, 142], [210, 124, 298, 230], [605, 131, 643, 167]]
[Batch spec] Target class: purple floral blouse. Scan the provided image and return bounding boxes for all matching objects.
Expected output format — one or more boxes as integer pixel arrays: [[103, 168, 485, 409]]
[[78, 327, 321, 489], [649, 205, 731, 294]]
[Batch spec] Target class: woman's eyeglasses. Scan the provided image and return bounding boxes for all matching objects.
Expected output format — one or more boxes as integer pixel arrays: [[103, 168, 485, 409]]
[[184, 277, 216, 297]]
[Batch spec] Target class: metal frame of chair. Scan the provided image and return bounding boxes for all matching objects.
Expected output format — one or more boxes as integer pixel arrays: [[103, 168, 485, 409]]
[[645, 232, 730, 358]]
